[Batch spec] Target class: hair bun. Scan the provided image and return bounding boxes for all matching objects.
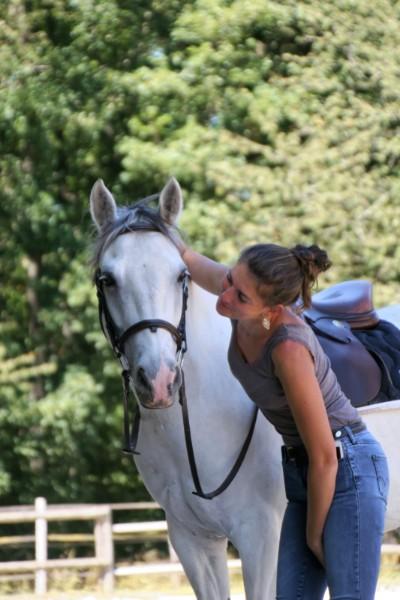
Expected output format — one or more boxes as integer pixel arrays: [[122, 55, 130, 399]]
[[290, 244, 331, 280]]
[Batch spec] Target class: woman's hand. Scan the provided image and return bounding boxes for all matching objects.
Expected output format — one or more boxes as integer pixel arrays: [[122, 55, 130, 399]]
[[307, 534, 325, 566], [169, 228, 187, 256], [171, 239, 228, 295]]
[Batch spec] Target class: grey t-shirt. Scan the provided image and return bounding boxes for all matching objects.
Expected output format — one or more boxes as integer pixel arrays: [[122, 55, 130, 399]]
[[228, 321, 363, 445]]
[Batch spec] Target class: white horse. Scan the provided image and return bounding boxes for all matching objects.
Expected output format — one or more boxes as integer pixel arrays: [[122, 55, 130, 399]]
[[90, 177, 400, 600], [360, 303, 400, 533]]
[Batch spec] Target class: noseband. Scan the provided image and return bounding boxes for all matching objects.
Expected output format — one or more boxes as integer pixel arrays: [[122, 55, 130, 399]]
[[94, 223, 257, 500]]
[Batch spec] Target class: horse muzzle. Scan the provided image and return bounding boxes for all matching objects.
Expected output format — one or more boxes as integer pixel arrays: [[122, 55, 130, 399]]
[[134, 362, 181, 409]]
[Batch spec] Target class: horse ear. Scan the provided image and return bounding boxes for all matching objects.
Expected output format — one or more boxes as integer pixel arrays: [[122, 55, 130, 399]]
[[159, 177, 183, 225], [90, 180, 117, 231]]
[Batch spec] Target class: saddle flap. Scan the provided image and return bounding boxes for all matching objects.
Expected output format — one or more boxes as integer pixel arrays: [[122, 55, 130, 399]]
[[315, 331, 382, 407], [305, 315, 352, 344]]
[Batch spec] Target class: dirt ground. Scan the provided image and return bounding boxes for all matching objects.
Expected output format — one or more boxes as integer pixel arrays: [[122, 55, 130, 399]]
[[1, 589, 400, 600]]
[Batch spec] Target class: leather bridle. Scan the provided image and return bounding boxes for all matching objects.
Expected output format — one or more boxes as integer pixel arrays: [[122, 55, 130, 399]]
[[94, 223, 258, 500]]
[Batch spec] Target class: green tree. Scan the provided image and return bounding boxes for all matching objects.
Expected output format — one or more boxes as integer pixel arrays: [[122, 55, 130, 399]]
[[0, 0, 173, 503], [118, 0, 400, 305]]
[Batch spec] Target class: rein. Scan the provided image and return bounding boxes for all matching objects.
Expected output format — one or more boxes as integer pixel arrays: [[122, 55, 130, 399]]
[[94, 224, 258, 500]]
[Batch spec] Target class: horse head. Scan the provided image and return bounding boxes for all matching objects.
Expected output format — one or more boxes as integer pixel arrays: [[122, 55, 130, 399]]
[[90, 177, 188, 409]]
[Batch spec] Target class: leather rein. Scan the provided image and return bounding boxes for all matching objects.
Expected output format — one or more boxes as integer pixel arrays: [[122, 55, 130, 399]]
[[94, 224, 258, 500]]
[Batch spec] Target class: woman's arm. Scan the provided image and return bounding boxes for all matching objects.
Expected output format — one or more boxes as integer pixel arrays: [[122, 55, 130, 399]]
[[179, 243, 228, 296], [272, 339, 338, 565]]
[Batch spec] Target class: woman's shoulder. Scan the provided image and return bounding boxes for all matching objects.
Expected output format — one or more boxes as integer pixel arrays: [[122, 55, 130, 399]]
[[268, 321, 317, 362], [269, 319, 311, 343]]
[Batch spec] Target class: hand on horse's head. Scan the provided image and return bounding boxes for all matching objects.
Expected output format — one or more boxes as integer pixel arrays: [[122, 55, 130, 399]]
[[168, 227, 187, 257]]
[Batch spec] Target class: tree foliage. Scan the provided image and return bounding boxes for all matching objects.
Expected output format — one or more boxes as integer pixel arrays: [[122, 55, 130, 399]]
[[0, 0, 399, 504]]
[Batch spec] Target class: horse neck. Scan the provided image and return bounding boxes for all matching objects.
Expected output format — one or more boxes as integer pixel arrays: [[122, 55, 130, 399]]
[[183, 283, 252, 406], [186, 283, 231, 366], [176, 283, 258, 454]]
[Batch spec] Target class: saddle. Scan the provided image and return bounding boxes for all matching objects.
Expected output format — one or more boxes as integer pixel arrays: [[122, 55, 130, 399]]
[[307, 280, 379, 330], [304, 280, 390, 408]]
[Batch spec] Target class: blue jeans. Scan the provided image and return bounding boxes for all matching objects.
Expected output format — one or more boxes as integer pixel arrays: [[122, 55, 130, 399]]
[[276, 427, 389, 600]]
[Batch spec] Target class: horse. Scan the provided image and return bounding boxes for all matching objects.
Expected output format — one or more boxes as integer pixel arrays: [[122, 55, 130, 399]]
[[90, 177, 400, 599]]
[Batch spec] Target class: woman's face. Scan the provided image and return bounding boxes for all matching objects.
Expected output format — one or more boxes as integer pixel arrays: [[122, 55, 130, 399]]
[[216, 261, 269, 322]]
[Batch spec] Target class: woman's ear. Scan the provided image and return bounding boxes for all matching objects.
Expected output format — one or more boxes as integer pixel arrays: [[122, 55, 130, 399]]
[[262, 305, 283, 320], [271, 304, 285, 317]]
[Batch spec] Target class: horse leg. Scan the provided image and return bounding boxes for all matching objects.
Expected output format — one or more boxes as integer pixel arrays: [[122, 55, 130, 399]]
[[232, 510, 282, 600], [166, 515, 231, 600]]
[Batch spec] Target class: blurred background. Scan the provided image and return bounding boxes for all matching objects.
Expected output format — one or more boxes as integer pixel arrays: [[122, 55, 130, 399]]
[[0, 0, 400, 595]]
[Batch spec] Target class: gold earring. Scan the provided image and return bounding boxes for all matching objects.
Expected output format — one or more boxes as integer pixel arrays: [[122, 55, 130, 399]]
[[262, 317, 271, 330]]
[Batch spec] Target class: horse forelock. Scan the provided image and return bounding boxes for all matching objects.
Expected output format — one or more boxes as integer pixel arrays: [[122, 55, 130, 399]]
[[91, 198, 176, 277]]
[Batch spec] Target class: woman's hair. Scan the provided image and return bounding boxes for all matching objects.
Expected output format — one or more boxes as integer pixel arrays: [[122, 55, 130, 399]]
[[238, 243, 331, 309]]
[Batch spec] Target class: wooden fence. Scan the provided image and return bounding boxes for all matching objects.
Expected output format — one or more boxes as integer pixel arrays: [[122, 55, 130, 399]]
[[0, 497, 397, 595], [0, 498, 117, 593], [0, 497, 175, 594]]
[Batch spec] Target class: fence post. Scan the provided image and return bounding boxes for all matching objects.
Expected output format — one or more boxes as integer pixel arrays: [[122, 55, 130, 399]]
[[35, 497, 47, 594], [94, 507, 114, 592]]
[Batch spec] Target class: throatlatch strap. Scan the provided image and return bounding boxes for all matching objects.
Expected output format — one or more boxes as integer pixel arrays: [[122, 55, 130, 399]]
[[179, 370, 258, 500]]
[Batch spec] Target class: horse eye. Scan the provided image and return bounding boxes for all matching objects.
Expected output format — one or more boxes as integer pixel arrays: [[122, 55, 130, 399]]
[[99, 272, 116, 287]]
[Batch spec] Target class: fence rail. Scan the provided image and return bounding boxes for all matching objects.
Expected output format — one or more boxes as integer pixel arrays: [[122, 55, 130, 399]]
[[0, 497, 173, 594], [0, 497, 398, 594]]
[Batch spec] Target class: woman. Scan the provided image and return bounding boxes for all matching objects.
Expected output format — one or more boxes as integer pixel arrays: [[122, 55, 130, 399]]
[[177, 240, 389, 600]]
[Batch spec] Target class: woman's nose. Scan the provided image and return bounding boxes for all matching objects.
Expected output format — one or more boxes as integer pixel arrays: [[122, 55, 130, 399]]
[[221, 287, 233, 302]]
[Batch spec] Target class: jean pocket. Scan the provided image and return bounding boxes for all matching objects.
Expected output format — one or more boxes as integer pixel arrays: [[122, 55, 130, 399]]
[[371, 455, 389, 502], [334, 457, 355, 494]]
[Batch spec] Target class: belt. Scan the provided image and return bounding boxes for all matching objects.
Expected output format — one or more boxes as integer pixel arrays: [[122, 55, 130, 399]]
[[282, 421, 366, 465], [332, 420, 366, 438], [281, 442, 344, 464]]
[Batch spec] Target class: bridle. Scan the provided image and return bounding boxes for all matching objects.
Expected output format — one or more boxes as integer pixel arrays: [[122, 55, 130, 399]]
[[94, 223, 258, 500]]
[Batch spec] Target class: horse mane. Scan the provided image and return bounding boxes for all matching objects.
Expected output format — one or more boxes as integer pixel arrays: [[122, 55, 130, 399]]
[[91, 194, 175, 274]]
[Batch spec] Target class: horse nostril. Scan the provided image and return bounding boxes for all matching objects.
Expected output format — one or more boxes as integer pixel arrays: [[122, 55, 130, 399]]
[[137, 367, 152, 392]]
